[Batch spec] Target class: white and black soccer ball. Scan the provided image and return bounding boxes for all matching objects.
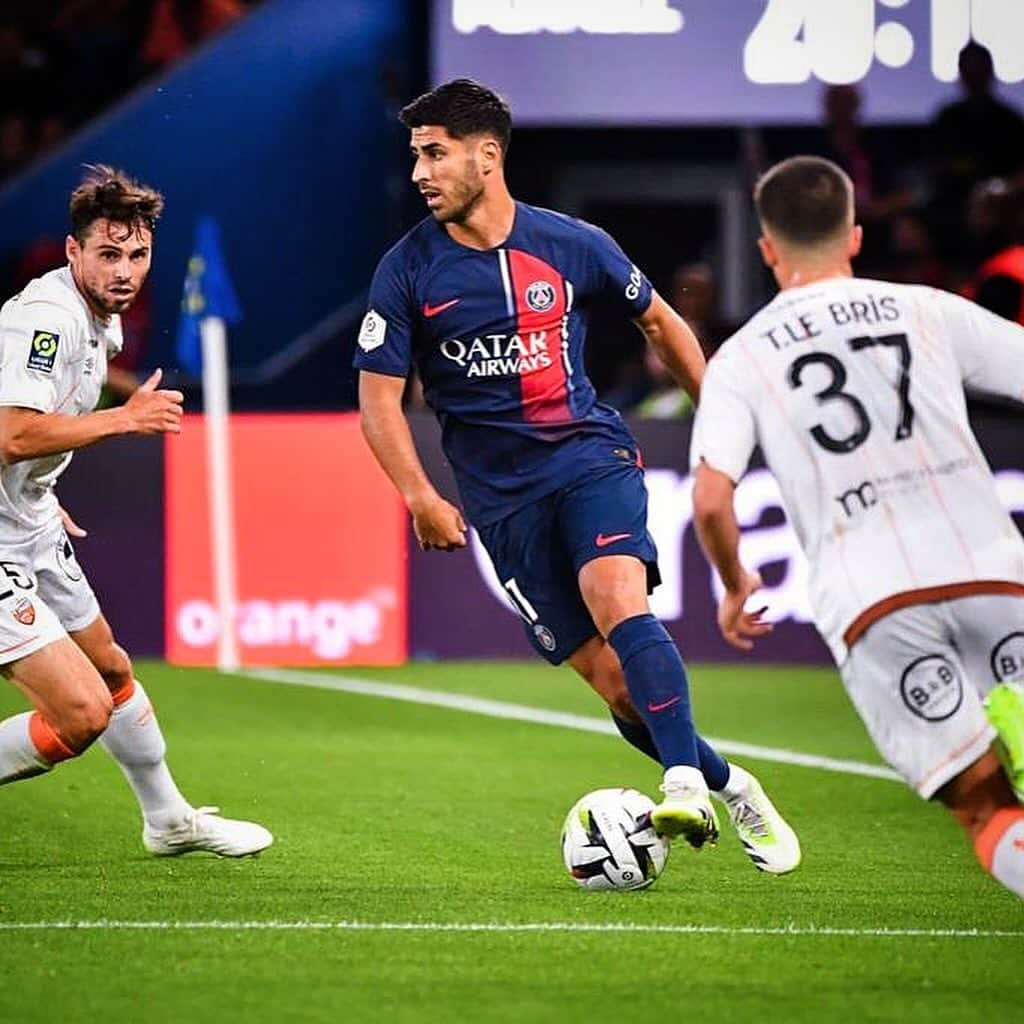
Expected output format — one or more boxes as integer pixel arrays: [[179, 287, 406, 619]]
[[561, 787, 669, 891]]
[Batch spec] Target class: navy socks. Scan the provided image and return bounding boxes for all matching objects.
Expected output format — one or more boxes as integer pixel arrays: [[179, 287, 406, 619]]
[[611, 713, 730, 790], [607, 613, 699, 769]]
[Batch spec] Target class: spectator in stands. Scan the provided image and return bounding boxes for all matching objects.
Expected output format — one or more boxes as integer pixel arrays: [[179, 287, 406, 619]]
[[929, 43, 1024, 256], [631, 342, 692, 420], [623, 264, 732, 419], [815, 84, 913, 272], [666, 263, 732, 358], [884, 212, 948, 291], [141, 0, 247, 71], [963, 178, 1024, 326]]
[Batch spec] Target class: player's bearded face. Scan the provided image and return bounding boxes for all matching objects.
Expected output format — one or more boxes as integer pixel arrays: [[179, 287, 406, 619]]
[[435, 156, 485, 224], [68, 218, 153, 318], [411, 128, 486, 225]]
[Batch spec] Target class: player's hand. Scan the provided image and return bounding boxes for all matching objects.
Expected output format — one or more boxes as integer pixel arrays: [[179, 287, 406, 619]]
[[717, 568, 773, 651], [123, 369, 184, 435], [410, 495, 467, 552], [58, 504, 87, 538]]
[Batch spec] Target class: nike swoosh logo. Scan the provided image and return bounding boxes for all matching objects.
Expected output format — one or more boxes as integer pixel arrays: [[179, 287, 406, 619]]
[[647, 696, 681, 713], [423, 298, 460, 318], [595, 532, 632, 548]]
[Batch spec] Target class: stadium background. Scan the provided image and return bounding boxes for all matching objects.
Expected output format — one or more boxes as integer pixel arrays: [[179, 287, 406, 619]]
[[3, 5, 1024, 1021], [0, 0, 1021, 666]]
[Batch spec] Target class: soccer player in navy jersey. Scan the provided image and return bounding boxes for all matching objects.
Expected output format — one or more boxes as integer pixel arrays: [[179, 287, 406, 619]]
[[355, 79, 800, 872]]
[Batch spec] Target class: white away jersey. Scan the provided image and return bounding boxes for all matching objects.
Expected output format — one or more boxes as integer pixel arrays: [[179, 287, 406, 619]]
[[0, 266, 122, 535], [691, 278, 1024, 662]]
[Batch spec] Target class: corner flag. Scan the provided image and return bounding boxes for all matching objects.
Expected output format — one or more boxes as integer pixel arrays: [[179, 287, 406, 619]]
[[175, 216, 243, 670], [175, 217, 242, 373]]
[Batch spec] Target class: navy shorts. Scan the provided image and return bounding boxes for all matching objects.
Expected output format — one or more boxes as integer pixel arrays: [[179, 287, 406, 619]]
[[476, 460, 660, 665]]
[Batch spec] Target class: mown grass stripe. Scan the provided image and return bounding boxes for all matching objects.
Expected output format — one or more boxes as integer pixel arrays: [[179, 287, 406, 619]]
[[240, 667, 899, 782]]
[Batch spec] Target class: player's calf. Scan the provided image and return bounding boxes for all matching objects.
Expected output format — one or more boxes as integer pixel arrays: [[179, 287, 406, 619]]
[[0, 637, 114, 783], [0, 705, 104, 784], [974, 805, 1024, 899], [940, 749, 1024, 900]]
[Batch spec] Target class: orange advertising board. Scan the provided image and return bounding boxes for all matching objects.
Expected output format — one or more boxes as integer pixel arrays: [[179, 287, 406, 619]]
[[166, 413, 407, 665]]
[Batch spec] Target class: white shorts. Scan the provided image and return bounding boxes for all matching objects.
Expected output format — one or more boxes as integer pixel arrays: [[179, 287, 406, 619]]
[[0, 519, 100, 665], [840, 594, 1024, 799]]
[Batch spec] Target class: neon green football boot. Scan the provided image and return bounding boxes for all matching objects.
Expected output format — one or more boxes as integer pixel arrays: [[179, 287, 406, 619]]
[[985, 682, 1024, 803], [650, 766, 720, 849]]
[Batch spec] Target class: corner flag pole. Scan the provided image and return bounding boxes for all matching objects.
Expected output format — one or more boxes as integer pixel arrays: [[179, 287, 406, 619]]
[[178, 217, 244, 672], [200, 316, 240, 671]]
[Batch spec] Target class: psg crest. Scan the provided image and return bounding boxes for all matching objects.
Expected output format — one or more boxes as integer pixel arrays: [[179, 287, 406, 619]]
[[533, 623, 557, 652], [525, 281, 556, 313]]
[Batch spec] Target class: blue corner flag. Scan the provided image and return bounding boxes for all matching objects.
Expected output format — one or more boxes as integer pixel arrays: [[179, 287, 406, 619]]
[[175, 217, 242, 374]]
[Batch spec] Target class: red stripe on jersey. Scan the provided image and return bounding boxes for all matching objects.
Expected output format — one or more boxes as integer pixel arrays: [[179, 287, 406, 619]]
[[505, 249, 571, 424]]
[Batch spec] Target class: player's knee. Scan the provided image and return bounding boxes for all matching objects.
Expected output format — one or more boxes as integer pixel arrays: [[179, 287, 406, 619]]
[[56, 692, 113, 751], [97, 643, 133, 693]]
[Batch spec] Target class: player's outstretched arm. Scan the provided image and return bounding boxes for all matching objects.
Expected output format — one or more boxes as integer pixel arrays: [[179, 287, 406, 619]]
[[0, 369, 182, 464], [358, 370, 467, 552], [634, 291, 706, 404], [692, 461, 771, 651]]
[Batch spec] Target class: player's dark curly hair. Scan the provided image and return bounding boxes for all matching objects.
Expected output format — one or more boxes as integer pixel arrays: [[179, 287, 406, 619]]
[[754, 156, 854, 247], [399, 79, 512, 156], [69, 165, 164, 243]]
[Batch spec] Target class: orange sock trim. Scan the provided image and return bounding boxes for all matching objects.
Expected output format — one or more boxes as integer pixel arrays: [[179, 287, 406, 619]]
[[110, 679, 136, 708], [28, 711, 78, 764], [974, 807, 1024, 872]]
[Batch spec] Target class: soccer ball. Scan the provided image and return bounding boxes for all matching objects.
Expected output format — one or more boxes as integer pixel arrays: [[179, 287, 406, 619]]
[[561, 787, 669, 891]]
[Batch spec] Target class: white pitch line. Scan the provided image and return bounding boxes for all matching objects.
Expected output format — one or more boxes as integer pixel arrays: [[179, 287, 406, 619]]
[[240, 667, 898, 782], [0, 920, 1019, 939]]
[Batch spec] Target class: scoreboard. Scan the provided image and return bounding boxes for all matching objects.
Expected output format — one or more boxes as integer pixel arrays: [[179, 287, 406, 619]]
[[432, 0, 1024, 124]]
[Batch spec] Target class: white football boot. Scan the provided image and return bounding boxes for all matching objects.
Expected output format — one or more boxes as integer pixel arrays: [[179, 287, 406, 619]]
[[714, 765, 801, 874], [143, 806, 273, 858], [650, 765, 720, 849]]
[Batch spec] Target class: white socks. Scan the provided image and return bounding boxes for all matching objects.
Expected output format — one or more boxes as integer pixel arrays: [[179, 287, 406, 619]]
[[99, 680, 190, 830], [663, 764, 709, 794], [0, 712, 50, 784], [715, 762, 755, 802]]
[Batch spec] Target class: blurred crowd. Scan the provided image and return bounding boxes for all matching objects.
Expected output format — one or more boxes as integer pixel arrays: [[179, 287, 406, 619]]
[[0, 1, 263, 401], [0, 16, 1019, 414], [0, 1, 261, 184], [606, 41, 1024, 419]]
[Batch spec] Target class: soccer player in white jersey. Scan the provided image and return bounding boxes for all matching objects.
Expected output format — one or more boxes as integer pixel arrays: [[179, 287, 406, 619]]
[[691, 155, 1024, 900], [0, 166, 272, 857]]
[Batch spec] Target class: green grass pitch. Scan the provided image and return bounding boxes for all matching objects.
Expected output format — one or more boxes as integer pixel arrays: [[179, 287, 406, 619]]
[[0, 660, 1021, 1023]]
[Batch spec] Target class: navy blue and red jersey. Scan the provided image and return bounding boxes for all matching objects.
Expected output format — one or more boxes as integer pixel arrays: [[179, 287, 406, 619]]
[[354, 201, 653, 526]]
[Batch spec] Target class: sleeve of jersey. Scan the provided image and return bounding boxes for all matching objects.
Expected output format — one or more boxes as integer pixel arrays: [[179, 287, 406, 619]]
[[584, 223, 653, 317], [689, 355, 758, 483], [943, 291, 1024, 403], [352, 251, 414, 379], [0, 307, 72, 413]]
